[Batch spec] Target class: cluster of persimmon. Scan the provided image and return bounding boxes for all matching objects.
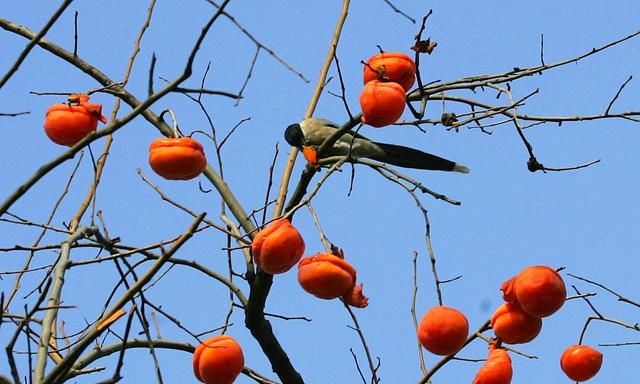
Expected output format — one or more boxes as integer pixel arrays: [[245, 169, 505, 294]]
[[360, 52, 416, 127], [416, 266, 602, 382], [414, 303, 514, 383], [492, 266, 602, 382], [44, 94, 208, 181], [190, 218, 368, 383], [251, 218, 368, 307], [493, 266, 567, 345]]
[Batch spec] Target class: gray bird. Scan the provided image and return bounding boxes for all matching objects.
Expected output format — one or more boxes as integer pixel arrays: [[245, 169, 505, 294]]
[[284, 118, 470, 173]]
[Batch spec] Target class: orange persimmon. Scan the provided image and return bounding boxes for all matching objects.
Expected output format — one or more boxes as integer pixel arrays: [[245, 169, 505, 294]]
[[193, 335, 244, 384], [148, 136, 207, 180], [44, 94, 107, 146], [363, 52, 416, 92], [501, 265, 566, 318], [417, 306, 469, 356], [560, 345, 603, 382], [491, 302, 542, 344], [251, 218, 305, 274], [297, 252, 368, 307], [359, 80, 406, 128], [473, 344, 513, 384]]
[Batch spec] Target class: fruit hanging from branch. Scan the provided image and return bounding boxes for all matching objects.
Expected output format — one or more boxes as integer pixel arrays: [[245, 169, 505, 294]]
[[43, 93, 107, 146], [501, 266, 567, 318], [491, 302, 542, 344], [417, 305, 469, 356], [192, 335, 245, 384], [297, 251, 368, 308], [473, 343, 513, 384], [148, 136, 207, 180], [560, 344, 603, 382], [359, 80, 406, 128], [251, 218, 305, 274], [363, 52, 416, 91]]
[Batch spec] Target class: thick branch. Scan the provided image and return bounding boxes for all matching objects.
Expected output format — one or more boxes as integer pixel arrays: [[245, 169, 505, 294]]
[[34, 226, 97, 383]]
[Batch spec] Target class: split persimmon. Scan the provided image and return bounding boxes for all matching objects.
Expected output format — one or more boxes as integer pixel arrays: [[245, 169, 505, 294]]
[[359, 80, 406, 128], [501, 265, 566, 318], [363, 52, 416, 92], [417, 306, 469, 356], [44, 94, 107, 146], [491, 302, 542, 344], [148, 136, 207, 180], [193, 335, 244, 384], [560, 345, 603, 382], [251, 218, 305, 274], [473, 344, 513, 384], [297, 252, 368, 308]]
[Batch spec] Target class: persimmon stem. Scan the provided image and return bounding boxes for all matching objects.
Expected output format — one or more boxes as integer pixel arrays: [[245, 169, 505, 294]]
[[160, 108, 180, 138]]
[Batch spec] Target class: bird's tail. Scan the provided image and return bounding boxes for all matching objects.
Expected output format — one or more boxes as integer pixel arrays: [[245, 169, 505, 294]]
[[369, 142, 470, 173]]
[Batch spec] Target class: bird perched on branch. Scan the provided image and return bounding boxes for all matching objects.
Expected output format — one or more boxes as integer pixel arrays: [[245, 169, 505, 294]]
[[284, 118, 470, 173]]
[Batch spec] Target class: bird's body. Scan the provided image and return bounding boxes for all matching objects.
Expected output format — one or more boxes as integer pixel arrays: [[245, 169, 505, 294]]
[[284, 118, 469, 173]]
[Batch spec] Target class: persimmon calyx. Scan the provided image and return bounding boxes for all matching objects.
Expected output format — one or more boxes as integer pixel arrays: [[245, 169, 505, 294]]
[[66, 93, 108, 123], [68, 93, 90, 104], [343, 283, 369, 308]]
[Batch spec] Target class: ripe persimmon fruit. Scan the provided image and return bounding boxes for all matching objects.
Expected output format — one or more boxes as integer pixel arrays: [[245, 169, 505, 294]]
[[417, 306, 469, 356], [560, 344, 603, 382], [252, 218, 305, 274], [148, 136, 207, 180]]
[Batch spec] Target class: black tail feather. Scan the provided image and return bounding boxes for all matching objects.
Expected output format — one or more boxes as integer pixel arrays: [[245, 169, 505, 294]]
[[370, 142, 466, 172]]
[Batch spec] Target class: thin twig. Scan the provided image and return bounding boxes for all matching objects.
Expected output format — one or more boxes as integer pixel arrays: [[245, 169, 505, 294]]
[[382, 0, 416, 23], [306, 204, 331, 252], [411, 252, 427, 375], [0, 0, 74, 89], [206, 0, 309, 82], [0, 111, 30, 117], [568, 273, 640, 308], [272, 0, 351, 218], [344, 302, 379, 384], [604, 75, 633, 115], [42, 214, 205, 384]]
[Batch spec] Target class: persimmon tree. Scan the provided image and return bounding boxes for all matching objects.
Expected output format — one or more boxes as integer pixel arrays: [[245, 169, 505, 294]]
[[1, 1, 639, 383]]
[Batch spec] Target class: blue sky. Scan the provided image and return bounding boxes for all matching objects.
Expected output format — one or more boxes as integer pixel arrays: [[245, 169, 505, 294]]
[[2, 1, 640, 383]]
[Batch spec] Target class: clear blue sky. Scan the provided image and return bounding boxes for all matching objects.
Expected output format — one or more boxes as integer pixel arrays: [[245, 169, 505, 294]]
[[2, 1, 640, 383]]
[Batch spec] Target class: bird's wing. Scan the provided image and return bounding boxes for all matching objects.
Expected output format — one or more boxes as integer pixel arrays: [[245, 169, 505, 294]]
[[295, 118, 469, 172], [300, 118, 381, 156], [300, 118, 372, 144]]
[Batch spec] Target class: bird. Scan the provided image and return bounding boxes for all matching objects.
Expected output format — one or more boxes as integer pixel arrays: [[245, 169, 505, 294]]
[[284, 118, 470, 173]]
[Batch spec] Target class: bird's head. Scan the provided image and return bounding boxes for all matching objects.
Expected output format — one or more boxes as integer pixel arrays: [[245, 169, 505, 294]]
[[284, 123, 305, 147]]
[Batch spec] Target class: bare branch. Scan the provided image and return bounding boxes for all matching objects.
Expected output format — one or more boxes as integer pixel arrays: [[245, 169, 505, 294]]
[[0, 111, 30, 117], [605, 75, 633, 115], [273, 0, 352, 218], [381, 0, 416, 23], [41, 214, 206, 384], [0, 0, 75, 89]]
